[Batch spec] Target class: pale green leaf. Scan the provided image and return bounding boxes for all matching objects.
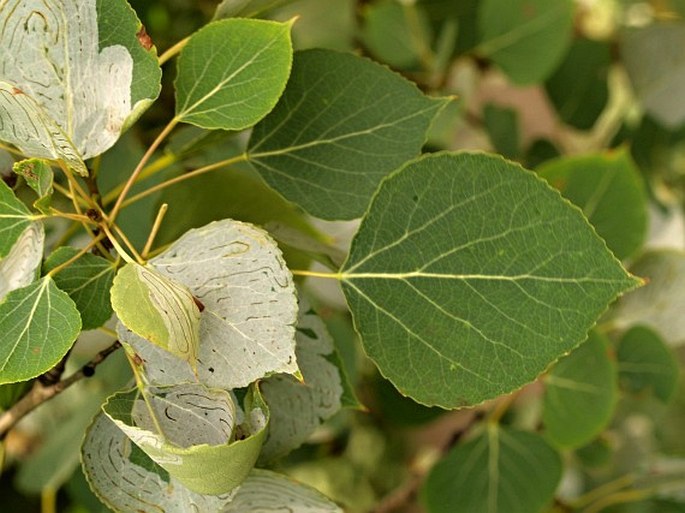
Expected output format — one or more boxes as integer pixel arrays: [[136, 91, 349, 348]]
[[618, 326, 680, 403], [0, 179, 33, 258], [421, 425, 562, 513], [130, 219, 299, 389], [542, 331, 618, 448], [0, 222, 44, 301], [537, 150, 648, 260], [82, 411, 237, 513], [224, 469, 343, 512], [103, 384, 268, 495], [621, 23, 685, 128], [478, 0, 574, 84], [0, 0, 161, 162], [610, 250, 685, 346], [43, 248, 116, 330], [213, 0, 296, 19], [12, 158, 54, 213], [0, 276, 81, 384], [247, 49, 449, 220], [175, 18, 293, 130], [260, 297, 344, 463], [341, 152, 638, 408], [111, 262, 201, 370]]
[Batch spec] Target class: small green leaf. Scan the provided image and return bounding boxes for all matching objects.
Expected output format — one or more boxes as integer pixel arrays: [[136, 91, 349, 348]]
[[0, 0, 161, 163], [610, 250, 685, 346], [259, 298, 345, 463], [421, 425, 562, 513], [12, 158, 54, 213], [135, 219, 299, 389], [341, 152, 638, 408], [175, 18, 293, 130], [111, 263, 201, 370], [618, 326, 680, 403], [82, 411, 237, 513], [103, 384, 268, 495], [542, 331, 618, 449], [0, 179, 33, 258], [545, 38, 611, 130], [537, 150, 648, 260], [0, 223, 44, 301], [213, 0, 297, 19], [478, 0, 574, 84], [43, 248, 116, 330], [0, 277, 81, 384], [248, 49, 450, 220], [223, 469, 342, 512], [483, 104, 520, 159], [621, 23, 685, 128]]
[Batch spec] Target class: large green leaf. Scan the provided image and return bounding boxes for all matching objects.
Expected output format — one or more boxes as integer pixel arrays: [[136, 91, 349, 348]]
[[247, 49, 449, 220], [545, 38, 611, 130], [43, 248, 116, 330], [618, 326, 680, 403], [537, 150, 648, 260], [421, 425, 562, 513], [340, 152, 637, 408], [621, 23, 685, 129], [82, 411, 237, 513], [259, 297, 345, 463], [0, 277, 81, 384], [0, 0, 161, 164], [123, 220, 299, 389], [111, 262, 201, 370], [542, 331, 618, 449], [103, 384, 267, 495], [478, 0, 574, 84], [174, 18, 293, 130], [610, 250, 685, 346]]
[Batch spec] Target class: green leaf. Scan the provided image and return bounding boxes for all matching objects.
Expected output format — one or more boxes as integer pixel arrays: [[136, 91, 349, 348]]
[[0, 222, 44, 301], [82, 411, 237, 513], [223, 469, 342, 512], [483, 104, 520, 159], [103, 384, 268, 495], [124, 220, 298, 389], [537, 150, 648, 260], [621, 23, 685, 129], [610, 250, 685, 346], [542, 331, 618, 449], [421, 425, 562, 513], [545, 38, 611, 130], [0, 277, 81, 384], [341, 152, 638, 408], [259, 297, 345, 463], [111, 262, 201, 370], [0, 180, 33, 257], [43, 248, 116, 330], [12, 158, 54, 213], [174, 18, 293, 130], [213, 0, 297, 19], [247, 49, 450, 220], [0, 0, 161, 164], [618, 326, 680, 403], [478, 0, 574, 84]]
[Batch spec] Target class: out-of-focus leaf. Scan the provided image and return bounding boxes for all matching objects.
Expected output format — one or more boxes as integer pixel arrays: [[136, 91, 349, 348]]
[[213, 0, 296, 19], [483, 104, 520, 159]]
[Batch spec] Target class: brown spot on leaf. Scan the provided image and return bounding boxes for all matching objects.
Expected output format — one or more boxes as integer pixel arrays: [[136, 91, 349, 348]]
[[11, 87, 24, 95], [137, 25, 153, 51]]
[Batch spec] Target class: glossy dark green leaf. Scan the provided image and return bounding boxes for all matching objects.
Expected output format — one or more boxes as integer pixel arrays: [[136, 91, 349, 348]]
[[618, 326, 679, 403], [542, 331, 618, 449], [175, 18, 293, 130], [248, 49, 449, 220], [341, 152, 637, 408], [421, 425, 562, 513], [537, 150, 648, 260], [545, 38, 611, 130], [478, 0, 574, 84], [43, 248, 116, 330]]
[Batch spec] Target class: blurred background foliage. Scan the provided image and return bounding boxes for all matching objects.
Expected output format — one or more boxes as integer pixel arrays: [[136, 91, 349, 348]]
[[2, 0, 685, 512]]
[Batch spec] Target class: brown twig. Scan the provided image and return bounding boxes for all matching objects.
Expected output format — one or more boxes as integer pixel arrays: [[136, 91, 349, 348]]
[[0, 341, 122, 438]]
